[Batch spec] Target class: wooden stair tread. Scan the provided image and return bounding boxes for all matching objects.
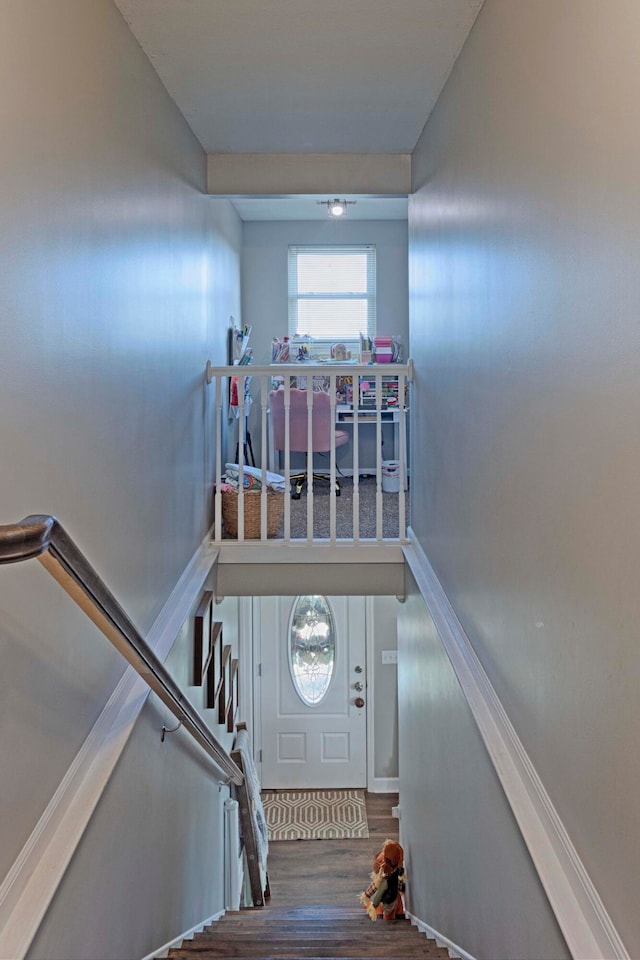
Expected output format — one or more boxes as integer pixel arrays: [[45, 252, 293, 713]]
[[169, 956, 444, 959], [193, 930, 424, 942], [168, 945, 447, 958], [206, 926, 392, 935], [168, 905, 450, 959], [163, 795, 454, 960]]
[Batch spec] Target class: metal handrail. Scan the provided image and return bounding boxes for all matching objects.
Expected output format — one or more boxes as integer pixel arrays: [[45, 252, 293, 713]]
[[0, 515, 243, 786]]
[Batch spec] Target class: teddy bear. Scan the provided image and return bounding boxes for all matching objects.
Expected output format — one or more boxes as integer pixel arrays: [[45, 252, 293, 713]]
[[359, 839, 406, 922]]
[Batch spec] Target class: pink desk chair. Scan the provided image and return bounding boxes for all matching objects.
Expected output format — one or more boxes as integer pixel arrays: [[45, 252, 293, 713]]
[[269, 388, 349, 498]]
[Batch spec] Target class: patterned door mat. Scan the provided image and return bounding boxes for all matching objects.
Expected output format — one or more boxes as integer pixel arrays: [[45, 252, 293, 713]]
[[262, 789, 369, 841]]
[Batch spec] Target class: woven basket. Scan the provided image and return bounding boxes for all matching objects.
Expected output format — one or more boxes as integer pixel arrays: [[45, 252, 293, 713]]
[[221, 489, 284, 539]]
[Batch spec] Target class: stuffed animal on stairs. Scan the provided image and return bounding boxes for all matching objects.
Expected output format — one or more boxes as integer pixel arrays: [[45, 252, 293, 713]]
[[359, 839, 406, 922]]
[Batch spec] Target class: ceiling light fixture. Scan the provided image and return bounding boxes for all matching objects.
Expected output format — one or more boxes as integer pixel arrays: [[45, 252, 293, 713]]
[[317, 198, 356, 218]]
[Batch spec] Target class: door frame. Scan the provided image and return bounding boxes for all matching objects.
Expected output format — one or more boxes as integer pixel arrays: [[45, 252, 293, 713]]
[[242, 595, 382, 790]]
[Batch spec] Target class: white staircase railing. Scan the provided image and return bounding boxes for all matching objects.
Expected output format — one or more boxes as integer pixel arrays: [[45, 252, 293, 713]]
[[205, 361, 412, 545]]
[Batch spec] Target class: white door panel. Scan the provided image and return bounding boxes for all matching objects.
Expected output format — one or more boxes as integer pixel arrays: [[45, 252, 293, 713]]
[[260, 595, 366, 789]]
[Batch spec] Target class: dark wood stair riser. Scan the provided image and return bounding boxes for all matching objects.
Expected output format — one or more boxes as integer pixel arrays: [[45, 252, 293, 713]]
[[198, 920, 417, 935]]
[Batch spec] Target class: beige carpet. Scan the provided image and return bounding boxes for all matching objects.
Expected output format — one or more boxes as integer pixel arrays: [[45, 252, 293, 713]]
[[283, 476, 409, 540], [262, 789, 369, 841]]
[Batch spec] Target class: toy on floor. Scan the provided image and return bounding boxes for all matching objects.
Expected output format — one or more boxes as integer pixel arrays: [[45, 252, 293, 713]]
[[359, 839, 406, 922]]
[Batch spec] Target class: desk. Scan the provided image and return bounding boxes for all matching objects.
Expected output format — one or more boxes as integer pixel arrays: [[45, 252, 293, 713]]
[[336, 405, 408, 489], [267, 403, 408, 489]]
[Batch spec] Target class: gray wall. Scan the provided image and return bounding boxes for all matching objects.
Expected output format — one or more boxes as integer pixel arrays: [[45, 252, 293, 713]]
[[28, 603, 233, 960], [398, 574, 568, 960], [0, 1, 241, 957], [407, 0, 640, 954], [241, 219, 409, 366]]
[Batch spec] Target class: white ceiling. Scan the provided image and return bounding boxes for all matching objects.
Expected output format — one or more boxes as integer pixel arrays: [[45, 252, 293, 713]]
[[229, 195, 408, 221], [115, 0, 484, 219]]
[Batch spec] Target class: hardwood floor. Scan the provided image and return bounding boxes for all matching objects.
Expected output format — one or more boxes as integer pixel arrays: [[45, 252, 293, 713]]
[[265, 792, 399, 908], [165, 793, 453, 958]]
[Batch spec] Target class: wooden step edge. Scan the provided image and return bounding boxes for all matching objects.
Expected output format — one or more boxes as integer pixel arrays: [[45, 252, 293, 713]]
[[167, 945, 451, 959]]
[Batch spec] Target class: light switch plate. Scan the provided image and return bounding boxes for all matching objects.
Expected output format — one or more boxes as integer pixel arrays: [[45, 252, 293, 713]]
[[381, 649, 398, 664]]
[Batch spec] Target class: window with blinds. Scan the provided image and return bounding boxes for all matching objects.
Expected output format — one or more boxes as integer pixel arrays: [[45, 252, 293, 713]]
[[288, 245, 376, 352]]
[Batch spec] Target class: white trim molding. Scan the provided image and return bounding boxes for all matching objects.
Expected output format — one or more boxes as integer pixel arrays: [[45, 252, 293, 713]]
[[141, 909, 224, 960], [365, 596, 400, 796], [403, 536, 629, 960], [0, 533, 220, 960], [407, 912, 475, 960], [365, 595, 376, 794], [371, 777, 399, 793]]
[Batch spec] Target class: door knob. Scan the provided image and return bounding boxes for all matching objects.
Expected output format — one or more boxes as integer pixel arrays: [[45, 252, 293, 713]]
[[354, 697, 365, 708], [354, 682, 363, 692]]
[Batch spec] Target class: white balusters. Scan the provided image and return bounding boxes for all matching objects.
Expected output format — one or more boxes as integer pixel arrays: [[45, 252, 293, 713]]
[[352, 384, 360, 541], [206, 362, 411, 546], [329, 373, 337, 542], [375, 373, 384, 540], [214, 375, 223, 541], [283, 376, 291, 541], [236, 373, 247, 542], [397, 371, 407, 541], [306, 377, 314, 541], [260, 376, 269, 540]]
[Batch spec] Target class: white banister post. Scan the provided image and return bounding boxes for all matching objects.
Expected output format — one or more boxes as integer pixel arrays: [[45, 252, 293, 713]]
[[352, 374, 360, 541], [306, 376, 313, 541], [398, 372, 406, 541], [261, 375, 269, 540], [214, 375, 222, 541], [376, 373, 383, 540], [283, 376, 291, 542], [236, 374, 246, 542], [329, 373, 337, 542]]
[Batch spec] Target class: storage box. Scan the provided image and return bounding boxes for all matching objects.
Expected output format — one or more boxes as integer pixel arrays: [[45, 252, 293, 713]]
[[374, 349, 393, 363]]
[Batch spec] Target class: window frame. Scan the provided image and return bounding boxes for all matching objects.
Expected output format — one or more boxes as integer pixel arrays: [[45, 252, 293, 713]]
[[288, 594, 337, 707], [287, 244, 376, 355]]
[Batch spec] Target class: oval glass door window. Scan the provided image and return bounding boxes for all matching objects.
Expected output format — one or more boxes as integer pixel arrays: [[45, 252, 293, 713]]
[[289, 595, 336, 705]]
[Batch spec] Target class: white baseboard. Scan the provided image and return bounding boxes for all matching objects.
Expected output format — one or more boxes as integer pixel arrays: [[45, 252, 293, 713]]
[[141, 909, 224, 960], [370, 776, 399, 793], [407, 912, 476, 960], [0, 532, 220, 960], [403, 535, 629, 960]]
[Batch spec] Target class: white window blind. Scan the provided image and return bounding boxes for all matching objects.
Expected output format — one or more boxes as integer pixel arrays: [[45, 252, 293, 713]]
[[288, 245, 376, 350]]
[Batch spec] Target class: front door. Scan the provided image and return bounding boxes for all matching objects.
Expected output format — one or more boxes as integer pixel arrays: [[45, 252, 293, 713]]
[[258, 595, 366, 789]]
